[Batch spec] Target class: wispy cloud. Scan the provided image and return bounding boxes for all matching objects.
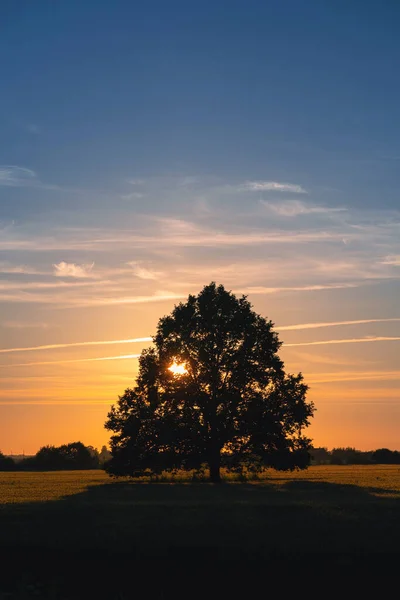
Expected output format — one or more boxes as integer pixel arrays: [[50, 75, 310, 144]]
[[244, 181, 307, 194], [307, 370, 400, 384], [382, 255, 400, 266], [0, 354, 141, 368], [63, 291, 184, 308], [278, 317, 400, 331], [0, 337, 152, 355], [0, 280, 104, 291], [0, 289, 183, 306], [260, 199, 346, 217], [286, 336, 400, 347], [239, 283, 359, 295], [128, 262, 162, 280], [53, 261, 95, 278], [0, 263, 42, 275], [0, 165, 37, 187], [0, 225, 347, 252], [3, 317, 399, 354], [2, 321, 51, 329], [0, 165, 90, 194]]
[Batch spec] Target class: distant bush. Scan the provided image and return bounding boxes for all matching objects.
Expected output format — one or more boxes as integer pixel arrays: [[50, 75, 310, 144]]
[[0, 451, 15, 471], [372, 448, 400, 464], [310, 446, 400, 466], [19, 442, 101, 471], [330, 447, 373, 465], [98, 445, 112, 468]]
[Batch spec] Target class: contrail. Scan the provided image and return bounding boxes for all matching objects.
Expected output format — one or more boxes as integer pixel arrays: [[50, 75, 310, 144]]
[[307, 370, 400, 384], [1, 318, 399, 356], [0, 354, 141, 368], [0, 337, 152, 355], [278, 317, 400, 331], [286, 336, 400, 347]]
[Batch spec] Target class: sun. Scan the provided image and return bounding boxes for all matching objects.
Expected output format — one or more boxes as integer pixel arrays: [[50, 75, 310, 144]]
[[168, 362, 187, 376]]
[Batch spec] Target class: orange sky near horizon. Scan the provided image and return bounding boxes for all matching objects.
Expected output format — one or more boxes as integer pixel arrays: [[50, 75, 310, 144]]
[[1, 282, 399, 455]]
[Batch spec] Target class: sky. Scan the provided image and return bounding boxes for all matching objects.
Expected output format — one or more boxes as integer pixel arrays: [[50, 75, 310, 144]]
[[1, 0, 399, 454]]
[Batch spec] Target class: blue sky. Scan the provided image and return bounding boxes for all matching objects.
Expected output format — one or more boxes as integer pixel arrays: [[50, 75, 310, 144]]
[[0, 1, 399, 452]]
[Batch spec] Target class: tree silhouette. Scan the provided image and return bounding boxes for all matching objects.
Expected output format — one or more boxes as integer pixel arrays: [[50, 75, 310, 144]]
[[0, 451, 15, 471], [22, 442, 100, 470], [105, 283, 315, 482]]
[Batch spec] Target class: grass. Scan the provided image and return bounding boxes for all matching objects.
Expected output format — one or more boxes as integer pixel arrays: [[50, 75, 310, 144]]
[[1, 465, 399, 598]]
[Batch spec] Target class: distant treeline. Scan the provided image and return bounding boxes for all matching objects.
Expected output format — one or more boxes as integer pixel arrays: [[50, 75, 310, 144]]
[[2, 444, 400, 471], [311, 447, 400, 465], [0, 442, 111, 471]]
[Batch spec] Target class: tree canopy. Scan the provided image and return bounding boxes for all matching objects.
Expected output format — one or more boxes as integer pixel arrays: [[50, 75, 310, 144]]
[[105, 282, 315, 481], [0, 451, 15, 471], [21, 442, 100, 471]]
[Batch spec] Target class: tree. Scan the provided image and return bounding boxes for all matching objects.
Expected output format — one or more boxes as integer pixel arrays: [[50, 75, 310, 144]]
[[105, 283, 315, 482], [99, 445, 112, 467], [0, 451, 15, 471], [372, 448, 400, 464], [310, 447, 331, 465], [22, 442, 100, 470], [329, 447, 372, 465]]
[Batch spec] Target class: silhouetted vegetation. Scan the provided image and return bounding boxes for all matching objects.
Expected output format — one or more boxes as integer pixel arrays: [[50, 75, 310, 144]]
[[98, 444, 112, 467], [18, 442, 101, 471], [311, 446, 400, 465], [105, 282, 315, 482], [0, 450, 15, 471]]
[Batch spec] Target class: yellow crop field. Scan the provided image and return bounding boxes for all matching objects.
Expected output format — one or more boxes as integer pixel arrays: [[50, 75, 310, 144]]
[[1, 464, 399, 505]]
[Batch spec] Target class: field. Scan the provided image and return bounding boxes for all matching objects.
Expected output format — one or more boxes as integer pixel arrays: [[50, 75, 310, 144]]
[[1, 466, 400, 598]]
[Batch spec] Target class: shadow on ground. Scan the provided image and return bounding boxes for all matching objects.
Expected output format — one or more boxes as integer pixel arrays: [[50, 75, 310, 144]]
[[1, 479, 399, 598]]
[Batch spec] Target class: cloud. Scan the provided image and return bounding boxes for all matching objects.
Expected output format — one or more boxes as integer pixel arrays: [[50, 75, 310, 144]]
[[0, 166, 37, 187], [244, 181, 307, 194], [307, 370, 400, 384], [3, 319, 398, 353], [2, 321, 50, 329], [278, 317, 400, 331], [0, 215, 373, 252], [0, 281, 378, 307], [0, 165, 88, 194], [67, 291, 184, 308], [0, 289, 184, 306], [152, 219, 344, 248], [0, 354, 141, 368], [53, 261, 95, 278], [0, 337, 152, 355], [0, 263, 42, 275], [260, 200, 346, 217], [382, 255, 400, 266], [239, 283, 359, 295], [286, 336, 400, 347], [128, 262, 162, 280], [0, 280, 108, 292]]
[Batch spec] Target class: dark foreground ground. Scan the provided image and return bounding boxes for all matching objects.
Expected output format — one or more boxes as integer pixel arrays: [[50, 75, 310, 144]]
[[0, 466, 399, 598]]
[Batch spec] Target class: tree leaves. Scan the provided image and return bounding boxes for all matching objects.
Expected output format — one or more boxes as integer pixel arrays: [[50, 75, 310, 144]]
[[105, 283, 315, 480]]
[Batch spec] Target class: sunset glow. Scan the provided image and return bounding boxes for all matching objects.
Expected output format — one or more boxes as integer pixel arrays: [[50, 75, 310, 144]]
[[168, 362, 188, 376]]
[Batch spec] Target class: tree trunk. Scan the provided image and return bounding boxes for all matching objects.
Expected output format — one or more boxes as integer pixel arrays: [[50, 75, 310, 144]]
[[209, 449, 221, 483]]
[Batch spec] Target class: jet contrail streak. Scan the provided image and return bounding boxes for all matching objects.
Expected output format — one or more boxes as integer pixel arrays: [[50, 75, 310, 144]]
[[0, 337, 152, 355]]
